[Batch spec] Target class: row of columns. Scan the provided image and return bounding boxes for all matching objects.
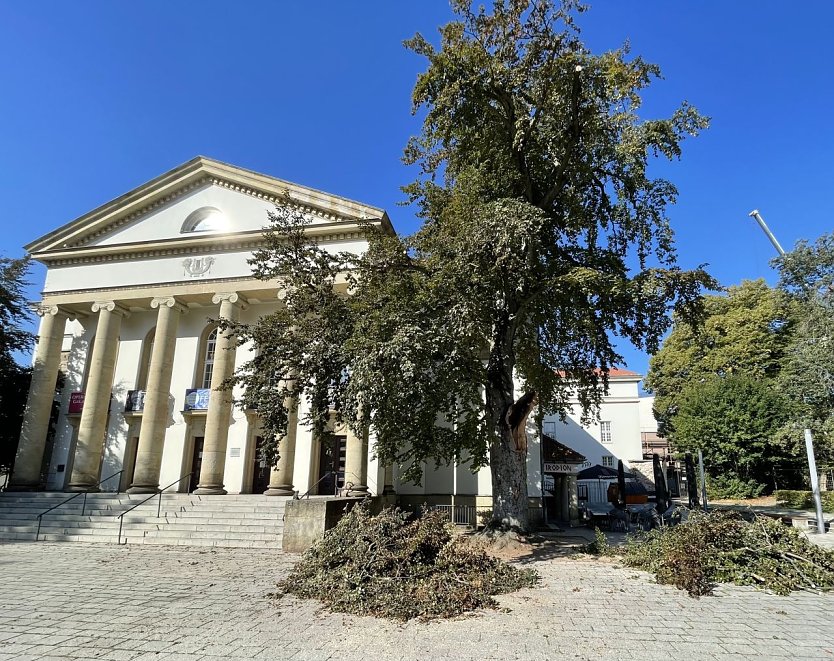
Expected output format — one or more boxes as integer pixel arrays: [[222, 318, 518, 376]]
[[9, 292, 372, 497], [9, 294, 232, 493]]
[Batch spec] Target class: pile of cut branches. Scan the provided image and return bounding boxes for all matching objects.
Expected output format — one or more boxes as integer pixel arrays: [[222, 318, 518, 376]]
[[622, 510, 834, 597], [277, 504, 538, 620]]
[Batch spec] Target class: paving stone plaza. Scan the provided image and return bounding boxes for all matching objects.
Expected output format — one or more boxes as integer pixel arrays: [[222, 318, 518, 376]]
[[0, 541, 831, 661]]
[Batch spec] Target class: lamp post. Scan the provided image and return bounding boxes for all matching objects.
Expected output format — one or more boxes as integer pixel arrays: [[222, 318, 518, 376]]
[[747, 209, 826, 534]]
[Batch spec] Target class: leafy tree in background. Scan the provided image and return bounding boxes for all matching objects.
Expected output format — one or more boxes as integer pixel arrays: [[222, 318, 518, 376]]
[[0, 256, 34, 476], [673, 375, 790, 498], [645, 279, 797, 436], [229, 0, 713, 531], [776, 233, 834, 468]]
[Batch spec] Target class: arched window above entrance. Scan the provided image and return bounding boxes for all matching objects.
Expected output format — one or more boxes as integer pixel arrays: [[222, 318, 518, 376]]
[[181, 207, 227, 233]]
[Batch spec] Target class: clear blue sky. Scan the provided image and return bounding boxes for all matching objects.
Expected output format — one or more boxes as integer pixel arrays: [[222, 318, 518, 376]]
[[2, 1, 833, 376]]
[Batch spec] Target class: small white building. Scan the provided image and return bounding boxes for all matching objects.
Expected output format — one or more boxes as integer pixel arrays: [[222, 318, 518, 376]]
[[542, 369, 643, 471]]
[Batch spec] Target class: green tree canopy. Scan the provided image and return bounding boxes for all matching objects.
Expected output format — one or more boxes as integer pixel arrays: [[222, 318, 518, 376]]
[[775, 233, 834, 466], [673, 375, 790, 497], [228, 0, 714, 531], [0, 256, 33, 474], [645, 279, 797, 435]]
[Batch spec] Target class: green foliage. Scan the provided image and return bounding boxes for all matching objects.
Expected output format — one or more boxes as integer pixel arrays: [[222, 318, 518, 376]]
[[706, 474, 765, 500], [775, 233, 834, 467], [230, 0, 714, 529], [0, 256, 33, 475], [672, 375, 790, 494], [645, 280, 797, 436], [624, 511, 834, 596], [583, 526, 613, 556], [277, 504, 538, 620], [0, 256, 33, 361], [775, 490, 834, 513]]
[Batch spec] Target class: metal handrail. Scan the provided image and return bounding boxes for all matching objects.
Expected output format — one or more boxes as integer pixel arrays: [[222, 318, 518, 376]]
[[115, 472, 193, 544], [35, 470, 124, 541], [296, 471, 336, 499]]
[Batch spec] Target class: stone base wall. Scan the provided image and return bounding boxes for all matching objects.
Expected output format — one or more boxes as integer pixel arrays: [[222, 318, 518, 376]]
[[282, 497, 363, 553]]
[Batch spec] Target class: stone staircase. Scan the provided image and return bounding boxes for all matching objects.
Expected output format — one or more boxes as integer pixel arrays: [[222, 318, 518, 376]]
[[0, 491, 289, 548]]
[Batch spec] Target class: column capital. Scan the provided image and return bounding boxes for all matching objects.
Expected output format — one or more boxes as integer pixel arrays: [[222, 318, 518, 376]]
[[91, 300, 130, 317], [32, 302, 70, 318], [151, 296, 188, 314], [212, 292, 248, 309]]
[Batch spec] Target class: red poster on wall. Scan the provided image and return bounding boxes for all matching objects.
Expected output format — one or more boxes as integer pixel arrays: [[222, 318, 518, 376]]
[[68, 391, 85, 414]]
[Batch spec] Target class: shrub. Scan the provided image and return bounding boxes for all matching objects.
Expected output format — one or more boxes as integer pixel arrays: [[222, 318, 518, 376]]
[[277, 503, 538, 620], [707, 474, 765, 500], [775, 490, 834, 513], [583, 527, 614, 556], [623, 510, 834, 597]]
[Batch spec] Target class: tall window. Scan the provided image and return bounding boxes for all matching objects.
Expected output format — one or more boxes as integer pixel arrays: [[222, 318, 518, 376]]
[[136, 328, 155, 390], [201, 328, 218, 389], [602, 455, 614, 468], [600, 420, 612, 444]]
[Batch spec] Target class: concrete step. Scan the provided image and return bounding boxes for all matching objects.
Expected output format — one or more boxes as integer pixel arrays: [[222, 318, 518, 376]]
[[0, 491, 291, 548], [136, 536, 282, 548]]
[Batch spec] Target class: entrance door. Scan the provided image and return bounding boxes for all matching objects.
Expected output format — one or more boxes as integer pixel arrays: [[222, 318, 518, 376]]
[[189, 436, 204, 492], [316, 435, 346, 495], [252, 436, 270, 493]]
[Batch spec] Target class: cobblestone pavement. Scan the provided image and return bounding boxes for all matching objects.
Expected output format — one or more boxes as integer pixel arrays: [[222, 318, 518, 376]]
[[0, 541, 832, 661]]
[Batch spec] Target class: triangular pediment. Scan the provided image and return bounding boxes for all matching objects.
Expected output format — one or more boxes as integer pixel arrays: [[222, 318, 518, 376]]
[[26, 157, 391, 258]]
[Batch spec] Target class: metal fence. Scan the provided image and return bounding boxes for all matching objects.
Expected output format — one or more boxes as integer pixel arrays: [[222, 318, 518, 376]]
[[430, 504, 544, 528], [432, 504, 479, 527]]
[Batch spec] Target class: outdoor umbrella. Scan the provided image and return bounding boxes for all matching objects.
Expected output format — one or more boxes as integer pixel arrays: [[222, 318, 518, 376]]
[[617, 459, 627, 508], [653, 453, 669, 513], [685, 453, 699, 509]]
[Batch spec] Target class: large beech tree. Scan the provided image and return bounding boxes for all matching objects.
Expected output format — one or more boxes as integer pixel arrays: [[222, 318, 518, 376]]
[[226, 0, 714, 531]]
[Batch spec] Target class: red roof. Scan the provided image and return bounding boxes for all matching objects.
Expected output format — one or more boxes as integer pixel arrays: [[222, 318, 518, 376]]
[[607, 368, 641, 377]]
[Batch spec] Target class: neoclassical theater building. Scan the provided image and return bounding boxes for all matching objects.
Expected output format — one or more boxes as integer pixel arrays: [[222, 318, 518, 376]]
[[10, 157, 648, 516]]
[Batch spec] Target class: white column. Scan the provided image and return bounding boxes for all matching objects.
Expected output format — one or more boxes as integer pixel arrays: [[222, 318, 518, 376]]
[[567, 474, 579, 523], [343, 424, 369, 496], [194, 292, 245, 495], [264, 395, 299, 496], [8, 304, 69, 490], [67, 301, 128, 492], [128, 297, 186, 493]]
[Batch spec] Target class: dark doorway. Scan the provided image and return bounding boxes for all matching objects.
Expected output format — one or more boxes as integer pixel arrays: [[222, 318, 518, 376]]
[[189, 436, 204, 492], [316, 434, 346, 495], [252, 436, 270, 493]]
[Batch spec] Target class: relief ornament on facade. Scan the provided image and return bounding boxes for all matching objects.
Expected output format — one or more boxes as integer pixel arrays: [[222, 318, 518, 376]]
[[183, 256, 216, 278]]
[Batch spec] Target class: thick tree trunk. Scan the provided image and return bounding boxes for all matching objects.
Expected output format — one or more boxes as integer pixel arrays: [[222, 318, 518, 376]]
[[489, 422, 530, 532], [485, 318, 530, 532]]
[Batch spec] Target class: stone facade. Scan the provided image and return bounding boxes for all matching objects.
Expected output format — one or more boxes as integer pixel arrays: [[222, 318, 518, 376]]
[[10, 157, 390, 497]]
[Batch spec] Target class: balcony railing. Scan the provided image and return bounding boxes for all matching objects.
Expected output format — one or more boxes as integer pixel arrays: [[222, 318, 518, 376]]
[[125, 390, 146, 412], [184, 388, 210, 411]]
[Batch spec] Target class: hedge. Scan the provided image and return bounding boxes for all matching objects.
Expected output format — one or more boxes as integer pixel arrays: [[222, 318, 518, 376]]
[[775, 490, 834, 513]]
